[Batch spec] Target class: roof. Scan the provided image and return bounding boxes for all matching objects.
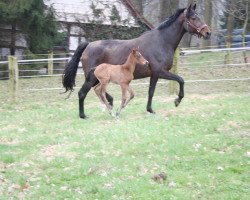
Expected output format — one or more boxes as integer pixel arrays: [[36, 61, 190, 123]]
[[44, 0, 147, 27], [121, 0, 154, 29]]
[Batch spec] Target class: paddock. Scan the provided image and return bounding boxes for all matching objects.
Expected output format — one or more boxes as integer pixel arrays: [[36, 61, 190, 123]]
[[0, 48, 249, 199]]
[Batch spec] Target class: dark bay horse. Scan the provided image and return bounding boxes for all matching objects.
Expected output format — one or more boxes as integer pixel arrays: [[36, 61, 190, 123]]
[[62, 3, 211, 118]]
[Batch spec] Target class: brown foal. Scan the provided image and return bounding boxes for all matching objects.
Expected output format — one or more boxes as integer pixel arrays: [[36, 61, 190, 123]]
[[94, 48, 149, 116]]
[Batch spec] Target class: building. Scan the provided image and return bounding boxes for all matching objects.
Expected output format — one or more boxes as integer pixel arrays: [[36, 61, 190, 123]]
[[0, 0, 152, 58]]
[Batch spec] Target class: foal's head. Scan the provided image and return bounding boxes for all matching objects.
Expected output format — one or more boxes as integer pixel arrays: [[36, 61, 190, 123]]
[[183, 3, 211, 39], [131, 47, 149, 66]]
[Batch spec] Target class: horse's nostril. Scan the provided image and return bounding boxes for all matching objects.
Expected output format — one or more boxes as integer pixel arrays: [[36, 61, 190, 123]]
[[207, 32, 211, 36]]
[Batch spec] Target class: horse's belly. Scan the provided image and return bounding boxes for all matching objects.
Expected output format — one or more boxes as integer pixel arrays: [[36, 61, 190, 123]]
[[134, 65, 152, 79]]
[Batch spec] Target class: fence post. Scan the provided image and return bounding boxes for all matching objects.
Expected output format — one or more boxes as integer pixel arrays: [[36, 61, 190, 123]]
[[8, 56, 18, 103], [48, 52, 53, 75], [169, 47, 179, 95]]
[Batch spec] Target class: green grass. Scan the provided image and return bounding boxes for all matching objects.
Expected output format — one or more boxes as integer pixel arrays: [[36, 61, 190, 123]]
[[0, 74, 249, 199], [0, 52, 250, 199]]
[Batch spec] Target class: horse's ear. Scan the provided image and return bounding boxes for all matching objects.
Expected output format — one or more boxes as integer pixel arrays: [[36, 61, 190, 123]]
[[192, 3, 196, 10], [132, 48, 136, 54], [187, 3, 192, 12]]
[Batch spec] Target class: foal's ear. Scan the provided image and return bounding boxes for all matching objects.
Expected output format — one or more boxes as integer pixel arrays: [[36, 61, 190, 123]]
[[132, 47, 137, 54]]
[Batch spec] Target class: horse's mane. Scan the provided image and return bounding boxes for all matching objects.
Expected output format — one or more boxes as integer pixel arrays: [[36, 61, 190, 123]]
[[156, 8, 186, 30]]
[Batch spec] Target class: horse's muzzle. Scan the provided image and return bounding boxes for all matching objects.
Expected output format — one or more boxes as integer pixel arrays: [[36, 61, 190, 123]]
[[203, 31, 211, 40]]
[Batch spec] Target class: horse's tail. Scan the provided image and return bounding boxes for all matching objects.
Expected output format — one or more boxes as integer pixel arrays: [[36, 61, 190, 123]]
[[62, 42, 89, 92]]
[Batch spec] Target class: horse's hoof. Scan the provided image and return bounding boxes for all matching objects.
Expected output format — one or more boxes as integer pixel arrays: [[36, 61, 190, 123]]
[[147, 108, 155, 114], [79, 114, 87, 119], [174, 98, 180, 107]]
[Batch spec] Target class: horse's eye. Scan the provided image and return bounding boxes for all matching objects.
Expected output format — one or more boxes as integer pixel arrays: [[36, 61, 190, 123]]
[[192, 17, 196, 20]]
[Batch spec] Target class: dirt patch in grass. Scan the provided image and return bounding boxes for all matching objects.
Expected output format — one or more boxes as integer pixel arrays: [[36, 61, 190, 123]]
[[41, 143, 78, 161], [0, 137, 19, 145], [217, 120, 250, 138]]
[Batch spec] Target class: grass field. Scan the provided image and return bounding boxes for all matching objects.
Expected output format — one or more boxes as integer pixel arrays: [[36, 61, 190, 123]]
[[0, 52, 250, 199]]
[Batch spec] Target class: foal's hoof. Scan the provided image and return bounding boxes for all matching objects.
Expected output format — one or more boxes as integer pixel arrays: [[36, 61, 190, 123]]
[[174, 98, 181, 107], [147, 108, 155, 114], [115, 110, 120, 117]]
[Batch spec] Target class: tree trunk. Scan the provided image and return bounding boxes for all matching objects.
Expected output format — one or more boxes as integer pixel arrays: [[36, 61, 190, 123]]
[[179, 0, 192, 47], [202, 0, 212, 48], [226, 0, 235, 48], [10, 22, 16, 55], [225, 0, 235, 64], [159, 0, 179, 22], [242, 0, 249, 65]]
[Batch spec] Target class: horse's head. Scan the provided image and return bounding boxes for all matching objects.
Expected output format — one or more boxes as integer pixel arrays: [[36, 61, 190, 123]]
[[183, 3, 211, 39], [132, 47, 149, 66]]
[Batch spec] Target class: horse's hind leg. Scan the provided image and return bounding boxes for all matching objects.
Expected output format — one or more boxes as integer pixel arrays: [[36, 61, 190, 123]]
[[105, 93, 113, 108], [78, 73, 98, 119]]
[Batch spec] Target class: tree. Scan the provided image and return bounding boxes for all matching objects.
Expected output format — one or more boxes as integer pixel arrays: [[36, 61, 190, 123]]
[[242, 1, 249, 65], [159, 0, 179, 22], [202, 0, 213, 48], [179, 0, 192, 47], [0, 0, 63, 55]]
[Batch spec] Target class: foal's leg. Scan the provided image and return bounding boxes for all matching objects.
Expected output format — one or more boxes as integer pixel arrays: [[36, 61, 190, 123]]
[[94, 83, 105, 104], [123, 85, 135, 108], [116, 84, 128, 116], [159, 69, 184, 107], [95, 83, 113, 112], [78, 73, 113, 118], [100, 83, 113, 114]]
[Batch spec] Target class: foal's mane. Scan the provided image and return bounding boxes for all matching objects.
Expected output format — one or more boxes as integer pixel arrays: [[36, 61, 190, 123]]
[[156, 8, 186, 30]]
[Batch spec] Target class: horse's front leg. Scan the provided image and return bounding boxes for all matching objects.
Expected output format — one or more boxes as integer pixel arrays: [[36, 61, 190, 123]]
[[159, 69, 184, 107], [147, 76, 159, 113]]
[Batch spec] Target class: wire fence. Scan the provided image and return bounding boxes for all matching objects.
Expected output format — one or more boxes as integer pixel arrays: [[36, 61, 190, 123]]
[[1, 46, 249, 101]]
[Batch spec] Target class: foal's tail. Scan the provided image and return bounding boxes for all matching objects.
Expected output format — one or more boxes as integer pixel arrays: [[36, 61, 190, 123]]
[[62, 42, 89, 92]]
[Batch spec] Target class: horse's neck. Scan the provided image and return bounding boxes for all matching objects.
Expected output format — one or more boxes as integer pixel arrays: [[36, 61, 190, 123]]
[[123, 54, 136, 73], [158, 17, 186, 51]]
